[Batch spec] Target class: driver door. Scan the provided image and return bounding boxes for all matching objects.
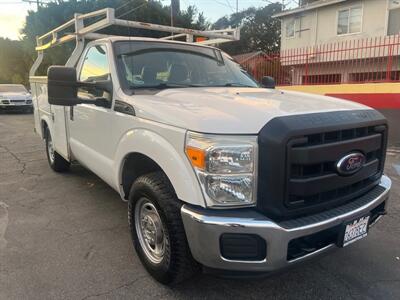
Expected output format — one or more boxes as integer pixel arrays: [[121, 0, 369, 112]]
[[68, 43, 115, 186]]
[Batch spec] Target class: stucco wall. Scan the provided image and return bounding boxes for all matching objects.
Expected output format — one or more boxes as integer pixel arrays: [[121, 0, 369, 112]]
[[281, 0, 394, 51]]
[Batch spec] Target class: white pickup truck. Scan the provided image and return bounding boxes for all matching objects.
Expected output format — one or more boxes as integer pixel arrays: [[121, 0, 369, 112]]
[[30, 9, 391, 284]]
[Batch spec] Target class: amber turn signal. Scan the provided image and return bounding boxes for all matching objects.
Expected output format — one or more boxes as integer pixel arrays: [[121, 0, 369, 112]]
[[185, 146, 206, 170]]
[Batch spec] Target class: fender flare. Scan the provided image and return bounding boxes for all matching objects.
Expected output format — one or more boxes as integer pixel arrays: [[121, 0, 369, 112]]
[[40, 115, 53, 140], [114, 128, 206, 207]]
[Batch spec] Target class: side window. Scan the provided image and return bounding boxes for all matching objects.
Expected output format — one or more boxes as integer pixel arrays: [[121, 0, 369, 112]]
[[337, 6, 362, 35], [80, 45, 110, 82], [286, 19, 295, 38], [78, 45, 111, 103], [388, 7, 400, 36]]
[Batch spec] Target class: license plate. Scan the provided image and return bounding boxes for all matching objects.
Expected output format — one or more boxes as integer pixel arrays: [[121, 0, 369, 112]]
[[339, 215, 370, 247]]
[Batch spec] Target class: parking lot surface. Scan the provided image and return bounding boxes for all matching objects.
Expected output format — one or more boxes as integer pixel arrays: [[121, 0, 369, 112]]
[[1, 114, 399, 300]]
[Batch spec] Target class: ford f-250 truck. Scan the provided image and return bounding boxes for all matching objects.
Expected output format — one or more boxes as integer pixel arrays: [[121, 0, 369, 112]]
[[30, 9, 391, 284]]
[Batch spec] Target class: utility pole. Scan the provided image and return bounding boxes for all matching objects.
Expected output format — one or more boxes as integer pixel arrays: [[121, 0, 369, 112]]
[[171, 0, 180, 26], [170, 0, 180, 38], [236, 0, 238, 13]]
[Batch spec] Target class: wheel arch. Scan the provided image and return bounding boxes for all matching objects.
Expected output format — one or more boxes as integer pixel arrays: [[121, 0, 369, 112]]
[[40, 116, 52, 139], [115, 129, 205, 207]]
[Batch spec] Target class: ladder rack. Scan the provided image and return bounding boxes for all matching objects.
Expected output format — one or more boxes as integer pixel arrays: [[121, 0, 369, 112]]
[[30, 7, 240, 77]]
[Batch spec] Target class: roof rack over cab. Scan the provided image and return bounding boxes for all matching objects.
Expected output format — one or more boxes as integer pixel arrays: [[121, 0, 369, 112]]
[[29, 7, 240, 77]]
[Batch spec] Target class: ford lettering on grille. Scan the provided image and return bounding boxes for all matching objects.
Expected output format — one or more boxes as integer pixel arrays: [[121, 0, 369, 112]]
[[336, 152, 366, 176]]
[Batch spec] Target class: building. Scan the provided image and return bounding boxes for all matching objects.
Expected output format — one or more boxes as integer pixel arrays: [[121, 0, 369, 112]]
[[232, 51, 273, 81], [273, 0, 400, 85], [275, 0, 400, 50]]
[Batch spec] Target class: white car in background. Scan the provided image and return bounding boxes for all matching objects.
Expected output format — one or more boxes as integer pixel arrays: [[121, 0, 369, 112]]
[[0, 84, 33, 113]]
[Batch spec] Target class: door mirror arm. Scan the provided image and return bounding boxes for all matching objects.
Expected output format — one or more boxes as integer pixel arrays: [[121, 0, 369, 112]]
[[84, 97, 111, 108], [78, 80, 113, 94]]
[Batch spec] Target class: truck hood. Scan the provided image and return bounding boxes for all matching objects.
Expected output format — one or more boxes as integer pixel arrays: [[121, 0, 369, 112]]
[[131, 87, 370, 134]]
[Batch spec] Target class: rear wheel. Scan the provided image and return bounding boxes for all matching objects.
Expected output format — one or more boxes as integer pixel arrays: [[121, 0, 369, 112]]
[[45, 127, 70, 172], [128, 171, 199, 284]]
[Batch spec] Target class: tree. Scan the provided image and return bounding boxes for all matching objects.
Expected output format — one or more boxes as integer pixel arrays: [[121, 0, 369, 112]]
[[0, 0, 207, 84], [0, 38, 31, 86], [213, 3, 283, 55]]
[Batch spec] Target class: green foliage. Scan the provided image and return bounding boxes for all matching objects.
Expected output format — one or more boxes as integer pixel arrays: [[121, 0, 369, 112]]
[[0, 38, 31, 86], [213, 3, 283, 55]]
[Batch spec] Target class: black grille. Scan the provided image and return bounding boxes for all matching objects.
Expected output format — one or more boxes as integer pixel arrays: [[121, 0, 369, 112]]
[[257, 110, 388, 220], [286, 125, 385, 210]]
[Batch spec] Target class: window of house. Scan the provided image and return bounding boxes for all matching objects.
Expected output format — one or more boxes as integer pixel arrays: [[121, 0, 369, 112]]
[[337, 6, 362, 35], [388, 7, 400, 36], [286, 19, 295, 38]]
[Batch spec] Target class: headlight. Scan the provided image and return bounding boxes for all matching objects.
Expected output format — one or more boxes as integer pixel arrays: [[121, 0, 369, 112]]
[[185, 132, 257, 208]]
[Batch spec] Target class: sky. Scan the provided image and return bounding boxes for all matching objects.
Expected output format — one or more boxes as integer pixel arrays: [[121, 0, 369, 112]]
[[0, 0, 276, 40]]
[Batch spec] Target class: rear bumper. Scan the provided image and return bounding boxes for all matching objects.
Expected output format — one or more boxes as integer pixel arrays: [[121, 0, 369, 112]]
[[181, 175, 391, 272]]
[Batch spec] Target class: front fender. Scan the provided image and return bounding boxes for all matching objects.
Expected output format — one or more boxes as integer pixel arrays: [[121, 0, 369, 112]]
[[113, 128, 206, 207]]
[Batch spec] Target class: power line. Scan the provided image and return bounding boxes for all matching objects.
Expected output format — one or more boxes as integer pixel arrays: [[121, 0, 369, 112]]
[[213, 0, 234, 12], [117, 1, 149, 19], [115, 0, 135, 12], [224, 0, 235, 13]]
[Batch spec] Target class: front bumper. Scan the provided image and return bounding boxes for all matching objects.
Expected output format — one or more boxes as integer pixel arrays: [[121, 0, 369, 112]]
[[0, 103, 32, 110], [181, 175, 391, 272]]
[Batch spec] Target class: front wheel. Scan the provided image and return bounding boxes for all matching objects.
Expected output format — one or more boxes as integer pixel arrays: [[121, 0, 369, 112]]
[[45, 127, 70, 172], [128, 172, 200, 284]]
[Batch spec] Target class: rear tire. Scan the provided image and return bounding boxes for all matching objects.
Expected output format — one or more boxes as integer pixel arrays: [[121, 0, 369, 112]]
[[45, 127, 70, 172], [128, 171, 200, 285]]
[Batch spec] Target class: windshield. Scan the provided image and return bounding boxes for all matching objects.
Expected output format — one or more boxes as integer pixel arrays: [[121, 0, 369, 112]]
[[0, 85, 28, 93], [115, 41, 259, 90]]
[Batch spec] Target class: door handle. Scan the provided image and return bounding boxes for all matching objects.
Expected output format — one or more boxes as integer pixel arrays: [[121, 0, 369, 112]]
[[70, 107, 74, 121]]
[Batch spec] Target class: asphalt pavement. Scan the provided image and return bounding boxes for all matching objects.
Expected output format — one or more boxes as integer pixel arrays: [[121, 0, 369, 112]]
[[1, 113, 399, 300]]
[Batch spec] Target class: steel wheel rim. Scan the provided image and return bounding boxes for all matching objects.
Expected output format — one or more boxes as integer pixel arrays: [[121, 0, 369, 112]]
[[135, 197, 166, 264], [47, 134, 55, 163]]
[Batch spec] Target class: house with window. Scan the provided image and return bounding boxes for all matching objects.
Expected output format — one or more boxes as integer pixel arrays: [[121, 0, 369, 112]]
[[232, 51, 273, 81], [273, 0, 400, 84]]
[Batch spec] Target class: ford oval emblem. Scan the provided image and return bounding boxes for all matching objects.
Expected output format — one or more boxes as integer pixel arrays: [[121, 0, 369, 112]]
[[336, 152, 366, 176]]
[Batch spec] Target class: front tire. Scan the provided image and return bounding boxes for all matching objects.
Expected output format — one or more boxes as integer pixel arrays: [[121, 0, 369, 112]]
[[128, 172, 199, 284], [45, 127, 70, 172]]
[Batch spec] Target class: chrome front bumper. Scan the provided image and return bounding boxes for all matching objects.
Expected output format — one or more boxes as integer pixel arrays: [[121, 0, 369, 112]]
[[181, 175, 391, 272], [0, 103, 32, 108]]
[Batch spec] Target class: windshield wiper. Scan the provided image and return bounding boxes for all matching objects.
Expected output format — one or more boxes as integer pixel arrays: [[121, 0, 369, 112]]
[[131, 83, 206, 90], [222, 83, 256, 87]]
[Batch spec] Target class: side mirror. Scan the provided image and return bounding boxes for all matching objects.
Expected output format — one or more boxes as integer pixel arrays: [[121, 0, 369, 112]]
[[48, 66, 80, 106], [261, 76, 276, 89], [47, 66, 113, 107]]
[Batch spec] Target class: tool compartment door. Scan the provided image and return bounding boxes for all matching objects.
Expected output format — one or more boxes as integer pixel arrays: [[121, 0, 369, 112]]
[[30, 76, 70, 160], [51, 105, 70, 160]]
